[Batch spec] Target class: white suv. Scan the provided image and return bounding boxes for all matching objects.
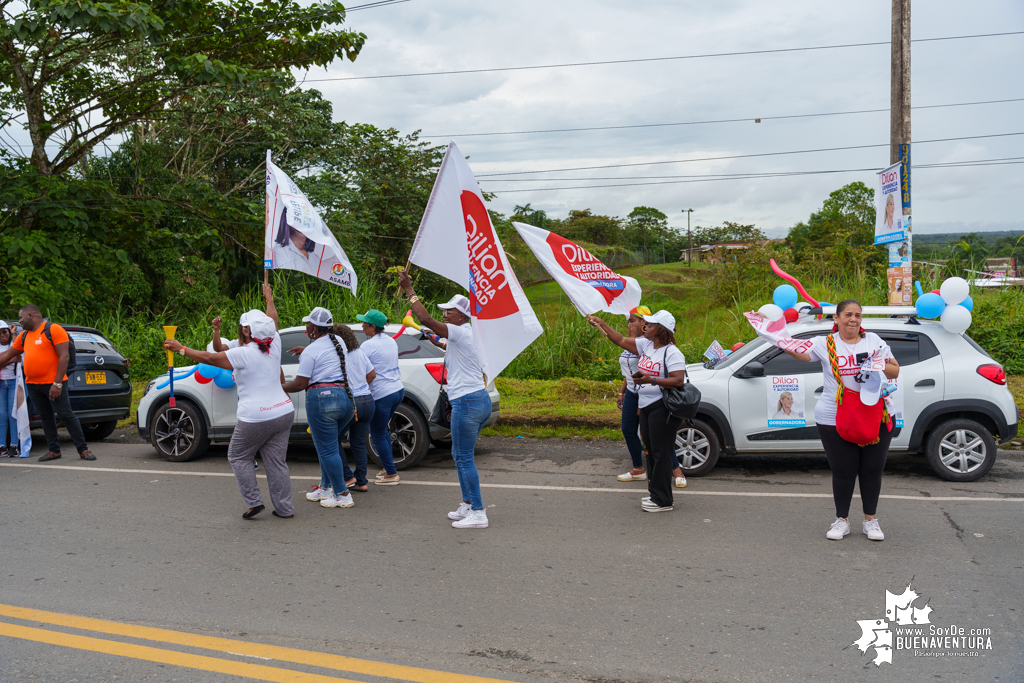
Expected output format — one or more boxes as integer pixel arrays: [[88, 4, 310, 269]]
[[676, 316, 1017, 482], [137, 324, 501, 467]]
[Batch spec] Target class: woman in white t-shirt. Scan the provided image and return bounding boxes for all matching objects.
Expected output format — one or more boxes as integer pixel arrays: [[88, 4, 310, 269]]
[[774, 299, 900, 542], [356, 308, 405, 486], [590, 310, 688, 513], [399, 272, 491, 530], [334, 324, 377, 492], [0, 322, 19, 457], [281, 307, 358, 510], [164, 285, 295, 520]]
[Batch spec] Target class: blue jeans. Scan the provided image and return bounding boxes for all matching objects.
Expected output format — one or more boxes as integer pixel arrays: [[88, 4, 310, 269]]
[[306, 387, 355, 495], [340, 394, 375, 487], [370, 388, 404, 475], [0, 379, 17, 447], [621, 389, 643, 469], [450, 388, 491, 510]]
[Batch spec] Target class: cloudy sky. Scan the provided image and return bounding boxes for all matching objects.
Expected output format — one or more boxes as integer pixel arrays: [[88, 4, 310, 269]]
[[305, 0, 1024, 237]]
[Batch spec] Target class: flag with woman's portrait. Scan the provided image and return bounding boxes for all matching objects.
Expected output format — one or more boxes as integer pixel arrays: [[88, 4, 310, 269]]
[[264, 151, 358, 293], [13, 363, 31, 456]]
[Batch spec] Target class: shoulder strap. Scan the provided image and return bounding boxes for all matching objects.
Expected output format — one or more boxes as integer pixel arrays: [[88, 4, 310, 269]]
[[42, 321, 55, 347], [826, 334, 844, 405]]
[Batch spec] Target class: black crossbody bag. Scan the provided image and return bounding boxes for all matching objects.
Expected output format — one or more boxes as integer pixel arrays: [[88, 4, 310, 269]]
[[660, 345, 701, 420], [429, 358, 452, 429]]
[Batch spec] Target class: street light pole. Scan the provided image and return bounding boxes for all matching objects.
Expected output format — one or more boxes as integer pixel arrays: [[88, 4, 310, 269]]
[[684, 208, 694, 267]]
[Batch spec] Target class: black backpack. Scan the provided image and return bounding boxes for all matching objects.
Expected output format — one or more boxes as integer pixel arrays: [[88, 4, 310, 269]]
[[19, 321, 77, 370]]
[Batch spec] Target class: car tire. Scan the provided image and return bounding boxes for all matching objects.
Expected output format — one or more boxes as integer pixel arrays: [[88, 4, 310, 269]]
[[924, 418, 997, 482], [81, 419, 118, 441], [367, 402, 430, 470], [674, 418, 721, 477], [149, 400, 210, 462]]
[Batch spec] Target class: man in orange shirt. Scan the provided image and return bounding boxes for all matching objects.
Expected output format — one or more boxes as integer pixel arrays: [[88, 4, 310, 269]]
[[0, 304, 95, 461]]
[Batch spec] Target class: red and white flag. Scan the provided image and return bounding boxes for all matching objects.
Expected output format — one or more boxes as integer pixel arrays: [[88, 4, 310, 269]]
[[409, 141, 542, 380], [512, 222, 642, 316]]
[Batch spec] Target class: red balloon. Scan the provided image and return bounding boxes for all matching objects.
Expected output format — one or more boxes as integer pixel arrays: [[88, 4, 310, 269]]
[[783, 308, 799, 323], [930, 289, 940, 294], [731, 342, 745, 351]]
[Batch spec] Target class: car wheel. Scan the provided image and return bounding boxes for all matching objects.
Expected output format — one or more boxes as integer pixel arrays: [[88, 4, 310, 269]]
[[924, 418, 996, 482], [367, 402, 430, 470], [674, 418, 721, 477], [81, 419, 118, 441], [150, 400, 209, 462]]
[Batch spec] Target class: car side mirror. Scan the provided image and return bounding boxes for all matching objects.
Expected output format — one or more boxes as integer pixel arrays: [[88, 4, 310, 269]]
[[734, 361, 765, 379]]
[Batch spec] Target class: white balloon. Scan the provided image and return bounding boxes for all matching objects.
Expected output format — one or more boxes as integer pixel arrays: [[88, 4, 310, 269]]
[[940, 304, 972, 334], [940, 277, 970, 305], [758, 303, 784, 321]]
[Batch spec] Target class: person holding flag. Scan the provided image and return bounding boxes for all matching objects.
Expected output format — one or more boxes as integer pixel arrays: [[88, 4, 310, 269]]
[[399, 272, 492, 529]]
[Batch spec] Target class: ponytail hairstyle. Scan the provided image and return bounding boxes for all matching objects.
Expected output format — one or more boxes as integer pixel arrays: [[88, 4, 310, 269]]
[[332, 323, 361, 352], [831, 299, 866, 338], [253, 338, 273, 354], [317, 325, 354, 408]]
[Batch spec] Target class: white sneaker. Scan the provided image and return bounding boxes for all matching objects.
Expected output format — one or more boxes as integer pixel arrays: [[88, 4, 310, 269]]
[[452, 509, 488, 529], [827, 518, 851, 540], [321, 492, 355, 508], [675, 476, 687, 488], [617, 470, 646, 481], [863, 519, 885, 541], [448, 502, 472, 520], [306, 485, 332, 501], [642, 501, 673, 512]]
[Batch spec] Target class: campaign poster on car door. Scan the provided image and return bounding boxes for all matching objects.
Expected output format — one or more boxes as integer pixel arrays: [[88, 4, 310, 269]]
[[884, 378, 904, 429], [766, 375, 806, 427]]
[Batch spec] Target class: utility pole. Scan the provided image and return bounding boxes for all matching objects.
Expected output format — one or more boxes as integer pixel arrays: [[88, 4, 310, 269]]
[[889, 0, 912, 306], [684, 208, 694, 267]]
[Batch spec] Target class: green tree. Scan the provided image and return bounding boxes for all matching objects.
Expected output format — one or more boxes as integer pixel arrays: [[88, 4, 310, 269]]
[[562, 209, 621, 245]]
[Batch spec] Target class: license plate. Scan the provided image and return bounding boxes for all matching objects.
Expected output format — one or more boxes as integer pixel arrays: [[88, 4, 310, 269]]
[[85, 371, 106, 385]]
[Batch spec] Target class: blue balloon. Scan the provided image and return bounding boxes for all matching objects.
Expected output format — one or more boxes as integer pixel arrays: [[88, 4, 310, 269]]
[[914, 280, 924, 297], [772, 284, 798, 310], [959, 295, 974, 312], [723, 349, 733, 356], [214, 368, 236, 389], [915, 292, 945, 319]]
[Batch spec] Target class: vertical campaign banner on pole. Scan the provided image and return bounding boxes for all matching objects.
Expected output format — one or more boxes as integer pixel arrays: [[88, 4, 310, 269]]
[[767, 375, 806, 427], [878, 157, 912, 305]]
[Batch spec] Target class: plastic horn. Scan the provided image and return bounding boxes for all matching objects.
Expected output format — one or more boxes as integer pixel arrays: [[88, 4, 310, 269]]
[[162, 326, 178, 407], [401, 314, 423, 331], [769, 259, 820, 307], [390, 309, 415, 340]]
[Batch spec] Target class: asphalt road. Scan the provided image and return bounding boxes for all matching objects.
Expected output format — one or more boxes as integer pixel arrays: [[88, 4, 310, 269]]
[[1, 429, 1022, 683]]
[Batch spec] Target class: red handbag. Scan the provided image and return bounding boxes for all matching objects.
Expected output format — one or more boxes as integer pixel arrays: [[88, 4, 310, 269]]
[[827, 335, 891, 446]]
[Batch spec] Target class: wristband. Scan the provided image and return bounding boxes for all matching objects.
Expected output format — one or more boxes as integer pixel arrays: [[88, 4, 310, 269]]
[[179, 346, 188, 356], [409, 295, 420, 304]]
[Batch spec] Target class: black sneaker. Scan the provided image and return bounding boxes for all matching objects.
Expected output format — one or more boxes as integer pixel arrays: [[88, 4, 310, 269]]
[[0, 446, 7, 457], [9, 445, 20, 458]]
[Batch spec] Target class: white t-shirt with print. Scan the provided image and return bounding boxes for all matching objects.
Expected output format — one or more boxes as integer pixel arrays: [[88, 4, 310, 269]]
[[807, 332, 893, 427], [206, 338, 240, 353], [444, 323, 486, 401], [634, 338, 687, 409], [0, 343, 15, 380], [346, 348, 374, 398], [619, 350, 639, 394], [225, 333, 294, 423], [296, 335, 347, 385], [361, 333, 403, 401]]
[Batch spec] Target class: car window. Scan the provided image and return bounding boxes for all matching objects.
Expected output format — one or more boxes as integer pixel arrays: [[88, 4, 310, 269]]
[[279, 331, 310, 365], [876, 332, 939, 366], [350, 331, 445, 359], [755, 331, 828, 376], [66, 330, 120, 355]]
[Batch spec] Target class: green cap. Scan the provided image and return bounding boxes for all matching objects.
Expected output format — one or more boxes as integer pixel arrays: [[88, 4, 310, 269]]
[[356, 309, 388, 328]]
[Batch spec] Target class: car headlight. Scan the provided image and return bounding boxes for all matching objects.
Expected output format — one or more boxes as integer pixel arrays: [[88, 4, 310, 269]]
[[143, 380, 156, 397]]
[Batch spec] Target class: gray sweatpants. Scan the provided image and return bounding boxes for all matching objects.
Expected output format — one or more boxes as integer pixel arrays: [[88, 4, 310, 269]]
[[227, 412, 294, 516]]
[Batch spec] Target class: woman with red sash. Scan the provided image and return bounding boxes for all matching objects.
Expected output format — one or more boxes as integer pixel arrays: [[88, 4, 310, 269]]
[[776, 300, 900, 541]]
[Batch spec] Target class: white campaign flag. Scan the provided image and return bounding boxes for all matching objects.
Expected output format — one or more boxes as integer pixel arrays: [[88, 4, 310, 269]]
[[14, 363, 31, 456], [512, 222, 641, 316], [264, 151, 357, 293], [409, 141, 542, 380]]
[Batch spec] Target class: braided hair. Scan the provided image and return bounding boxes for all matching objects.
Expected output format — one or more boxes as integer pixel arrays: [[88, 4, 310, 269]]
[[313, 325, 355, 408]]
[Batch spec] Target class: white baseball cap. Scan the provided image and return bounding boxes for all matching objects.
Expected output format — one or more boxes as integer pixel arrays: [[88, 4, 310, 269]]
[[238, 309, 264, 327], [247, 312, 277, 342], [642, 309, 676, 333], [302, 306, 333, 327], [438, 294, 471, 316], [0, 321, 9, 331], [860, 369, 885, 406]]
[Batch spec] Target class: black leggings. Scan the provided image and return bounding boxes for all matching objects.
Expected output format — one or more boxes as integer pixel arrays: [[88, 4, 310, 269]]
[[639, 400, 683, 507], [817, 422, 892, 518]]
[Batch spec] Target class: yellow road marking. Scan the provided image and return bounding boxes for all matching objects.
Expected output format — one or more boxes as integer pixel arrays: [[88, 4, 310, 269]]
[[0, 620, 363, 683], [0, 604, 519, 683]]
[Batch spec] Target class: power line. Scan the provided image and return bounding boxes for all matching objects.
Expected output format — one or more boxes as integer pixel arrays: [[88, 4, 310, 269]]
[[475, 130, 1024, 177], [420, 97, 1024, 138], [305, 30, 1024, 83], [484, 159, 1024, 194]]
